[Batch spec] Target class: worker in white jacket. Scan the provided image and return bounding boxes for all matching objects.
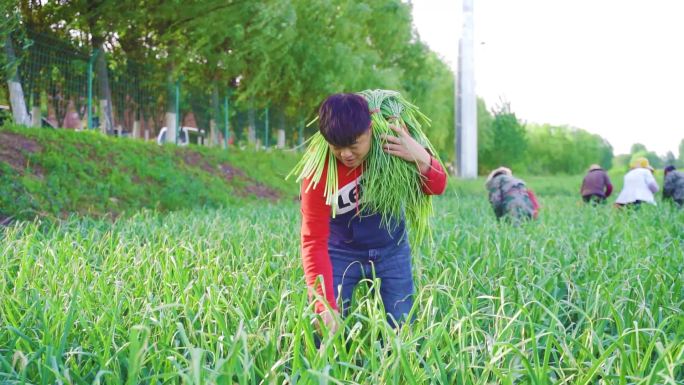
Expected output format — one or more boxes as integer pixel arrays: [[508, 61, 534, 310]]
[[615, 157, 659, 207]]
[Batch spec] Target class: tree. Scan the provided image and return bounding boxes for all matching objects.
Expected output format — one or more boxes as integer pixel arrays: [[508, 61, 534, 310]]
[[627, 143, 663, 169], [613, 154, 631, 171], [2, 1, 30, 125], [476, 98, 494, 174], [56, 0, 120, 133], [664, 151, 676, 167], [526, 124, 613, 174], [630, 150, 662, 169], [478, 100, 526, 172], [6, 0, 456, 157], [630, 143, 647, 154], [398, 45, 454, 160]]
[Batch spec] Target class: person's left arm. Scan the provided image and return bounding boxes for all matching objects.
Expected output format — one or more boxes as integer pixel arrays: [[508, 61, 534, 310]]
[[644, 171, 659, 193], [604, 173, 614, 197], [528, 189, 540, 218], [381, 124, 447, 195]]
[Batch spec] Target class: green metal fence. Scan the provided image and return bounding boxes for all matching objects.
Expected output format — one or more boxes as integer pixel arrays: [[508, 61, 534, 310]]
[[3, 29, 306, 149]]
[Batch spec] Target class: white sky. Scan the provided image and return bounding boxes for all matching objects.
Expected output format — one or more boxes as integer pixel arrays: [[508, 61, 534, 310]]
[[411, 0, 684, 156]]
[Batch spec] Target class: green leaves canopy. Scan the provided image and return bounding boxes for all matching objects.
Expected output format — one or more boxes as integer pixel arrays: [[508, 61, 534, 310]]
[[10, 0, 456, 157]]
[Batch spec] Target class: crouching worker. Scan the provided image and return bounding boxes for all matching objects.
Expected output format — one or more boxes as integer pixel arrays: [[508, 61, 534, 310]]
[[580, 164, 613, 204], [663, 165, 684, 208], [294, 92, 447, 331], [615, 157, 658, 208], [486, 166, 539, 224]]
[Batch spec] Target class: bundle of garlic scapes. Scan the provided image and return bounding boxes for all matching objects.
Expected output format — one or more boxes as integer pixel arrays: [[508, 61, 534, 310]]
[[288, 89, 444, 245]]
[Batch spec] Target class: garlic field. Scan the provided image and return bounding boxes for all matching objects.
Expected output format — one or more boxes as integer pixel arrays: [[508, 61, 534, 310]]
[[1, 188, 683, 384]]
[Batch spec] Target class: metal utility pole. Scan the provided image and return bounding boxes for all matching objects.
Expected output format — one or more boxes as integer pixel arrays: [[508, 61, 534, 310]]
[[455, 0, 477, 178]]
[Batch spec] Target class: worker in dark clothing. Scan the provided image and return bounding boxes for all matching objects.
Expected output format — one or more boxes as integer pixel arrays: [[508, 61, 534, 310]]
[[663, 165, 684, 208], [580, 164, 613, 204]]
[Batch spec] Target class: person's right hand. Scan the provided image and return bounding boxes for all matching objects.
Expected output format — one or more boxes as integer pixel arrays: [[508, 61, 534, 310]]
[[315, 309, 340, 335]]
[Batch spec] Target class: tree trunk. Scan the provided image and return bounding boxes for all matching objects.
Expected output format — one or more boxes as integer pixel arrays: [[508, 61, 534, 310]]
[[95, 46, 114, 134], [45, 94, 58, 128], [50, 85, 67, 128], [144, 116, 151, 141], [4, 36, 30, 125], [62, 99, 81, 129], [276, 110, 286, 148], [132, 99, 140, 138], [209, 119, 217, 147], [247, 107, 256, 143], [132, 120, 140, 138], [31, 89, 41, 127], [165, 76, 177, 144], [277, 129, 285, 149], [209, 86, 219, 147]]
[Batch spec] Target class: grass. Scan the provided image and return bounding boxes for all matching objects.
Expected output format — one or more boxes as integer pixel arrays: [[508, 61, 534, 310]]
[[0, 124, 300, 221], [1, 174, 683, 384]]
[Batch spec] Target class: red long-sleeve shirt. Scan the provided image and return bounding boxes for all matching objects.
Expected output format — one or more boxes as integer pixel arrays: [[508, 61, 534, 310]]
[[300, 157, 447, 312], [528, 190, 540, 218]]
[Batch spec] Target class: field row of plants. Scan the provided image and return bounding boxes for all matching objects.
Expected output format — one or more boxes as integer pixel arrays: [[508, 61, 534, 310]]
[[1, 184, 682, 384]]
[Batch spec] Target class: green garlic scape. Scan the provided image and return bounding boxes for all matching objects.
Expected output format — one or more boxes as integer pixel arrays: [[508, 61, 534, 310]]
[[287, 89, 444, 246]]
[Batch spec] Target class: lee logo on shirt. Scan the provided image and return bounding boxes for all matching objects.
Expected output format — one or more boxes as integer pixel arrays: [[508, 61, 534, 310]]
[[335, 178, 363, 215]]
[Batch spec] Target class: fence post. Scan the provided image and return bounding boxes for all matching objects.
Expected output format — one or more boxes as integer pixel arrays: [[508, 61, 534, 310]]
[[210, 84, 219, 147], [264, 107, 269, 149], [299, 119, 304, 147], [87, 49, 98, 129], [223, 89, 230, 150], [174, 79, 180, 145]]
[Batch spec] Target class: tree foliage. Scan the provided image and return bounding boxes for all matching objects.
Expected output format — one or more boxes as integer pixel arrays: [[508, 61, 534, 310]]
[[624, 143, 667, 170], [478, 100, 527, 174], [525, 124, 613, 174], [476, 99, 614, 175], [613, 141, 684, 172], [8, 0, 458, 157], [12, 0, 668, 172]]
